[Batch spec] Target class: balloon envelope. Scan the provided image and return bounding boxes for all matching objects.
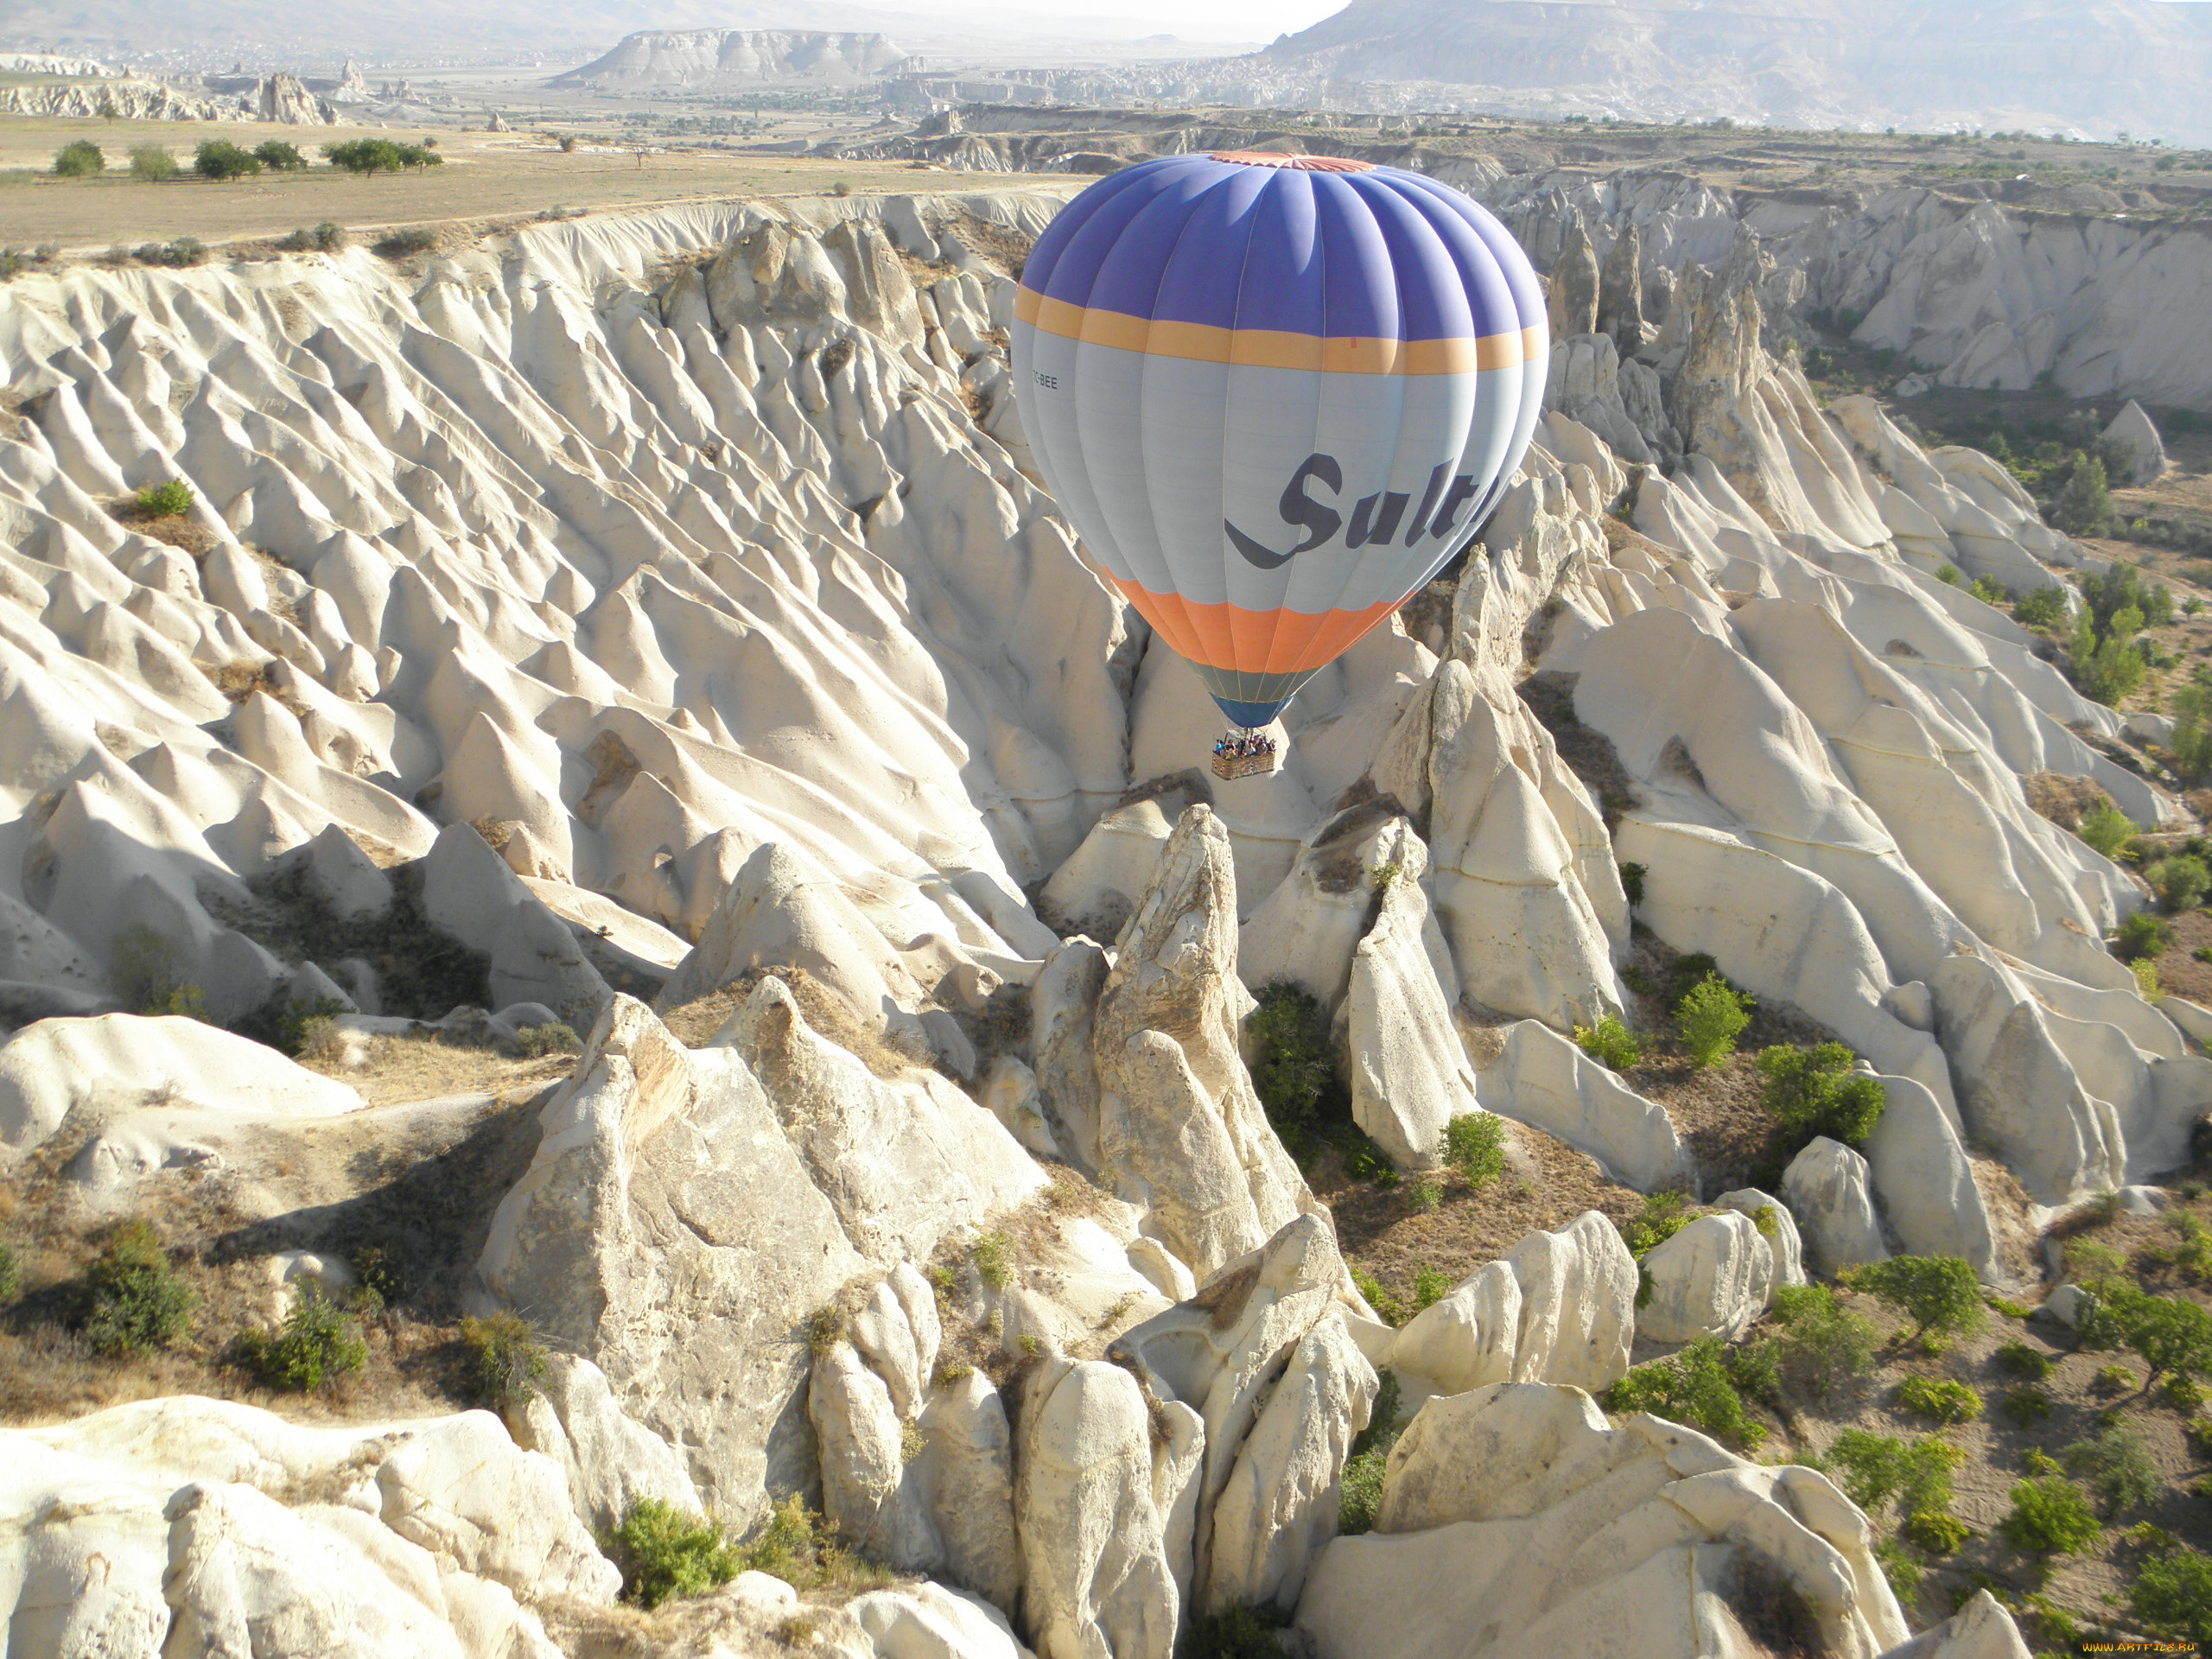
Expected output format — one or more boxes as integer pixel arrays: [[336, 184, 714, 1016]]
[[1012, 150, 1548, 729]]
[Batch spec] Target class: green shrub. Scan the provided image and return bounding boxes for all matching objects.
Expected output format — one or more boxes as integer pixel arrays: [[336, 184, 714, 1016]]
[[1338, 1449, 1388, 1535], [1997, 1386, 2053, 1425], [459, 1311, 549, 1404], [2136, 958, 2166, 1002], [1822, 1430, 1964, 1525], [1339, 1369, 1402, 1535], [606, 1498, 740, 1608], [1351, 1265, 1402, 1327], [1440, 1112, 1504, 1190], [971, 1231, 1011, 1290], [0, 1240, 17, 1303], [133, 479, 194, 518], [252, 140, 308, 172], [1574, 1013, 1642, 1071], [2120, 1290, 2212, 1389], [2133, 1546, 2212, 1645], [194, 140, 262, 181], [1406, 1179, 1441, 1214], [2054, 450, 2113, 537], [1618, 1190, 1699, 1260], [1411, 1265, 1451, 1313], [376, 226, 442, 257], [1904, 1510, 1973, 1554], [325, 138, 410, 175], [1995, 1340, 2054, 1381], [1676, 976, 1752, 1067], [1935, 563, 1961, 585], [1850, 1255, 1987, 1350], [53, 139, 103, 177], [1968, 575, 2009, 606], [2078, 800, 2137, 859], [2062, 1425, 2160, 1516], [238, 1279, 366, 1391], [1771, 1283, 1879, 1401], [2014, 586, 2068, 630], [1246, 982, 1342, 1154], [1872, 1536, 1923, 1605], [2172, 677, 2212, 787], [1895, 1376, 1982, 1426], [128, 143, 175, 182], [276, 995, 347, 1057], [80, 1219, 195, 1355], [2150, 855, 2212, 912], [1602, 1336, 1764, 1448], [1758, 1042, 1885, 1153], [1183, 1605, 1294, 1659], [1999, 1476, 2101, 1555], [1619, 861, 1647, 906], [515, 1022, 582, 1057]]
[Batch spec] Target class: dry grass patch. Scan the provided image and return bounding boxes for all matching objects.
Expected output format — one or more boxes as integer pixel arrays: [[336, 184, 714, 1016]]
[[658, 966, 916, 1079], [1315, 1118, 1644, 1324], [0, 1077, 550, 1427], [308, 1032, 579, 1108]]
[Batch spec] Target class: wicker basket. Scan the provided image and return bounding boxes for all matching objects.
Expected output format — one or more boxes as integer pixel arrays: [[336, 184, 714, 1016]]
[[1211, 748, 1280, 781]]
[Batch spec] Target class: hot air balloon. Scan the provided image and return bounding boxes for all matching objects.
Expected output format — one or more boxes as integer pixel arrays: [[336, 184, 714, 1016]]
[[1010, 150, 1548, 778]]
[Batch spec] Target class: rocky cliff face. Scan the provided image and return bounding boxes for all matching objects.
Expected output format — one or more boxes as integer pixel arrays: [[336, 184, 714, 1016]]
[[0, 170, 2171, 1656], [551, 29, 912, 92], [1252, 0, 2212, 140]]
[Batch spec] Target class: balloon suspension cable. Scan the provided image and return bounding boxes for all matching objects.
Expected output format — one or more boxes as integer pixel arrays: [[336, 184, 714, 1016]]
[[1211, 726, 1280, 781]]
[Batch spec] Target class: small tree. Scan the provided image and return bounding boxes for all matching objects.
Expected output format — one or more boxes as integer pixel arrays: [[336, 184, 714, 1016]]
[[1770, 1283, 1878, 1401], [2061, 1426, 2160, 1516], [252, 140, 308, 172], [2014, 586, 2068, 630], [1676, 976, 1751, 1067], [1574, 1013, 1642, 1071], [2053, 451, 2113, 537], [1441, 1112, 1504, 1190], [2171, 677, 2212, 787], [604, 1498, 740, 1608], [1999, 1476, 2100, 1555], [194, 140, 263, 181], [53, 139, 104, 178], [128, 143, 176, 182], [2077, 799, 2136, 859], [1758, 1043, 1885, 1150], [80, 1219, 196, 1355], [2133, 1546, 2212, 1646], [2148, 855, 2211, 912], [1246, 982, 1344, 1156], [239, 1279, 367, 1390], [1849, 1255, 1986, 1351], [2117, 912, 2174, 962]]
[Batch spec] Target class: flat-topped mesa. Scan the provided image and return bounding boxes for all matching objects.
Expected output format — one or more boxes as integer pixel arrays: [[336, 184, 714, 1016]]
[[552, 29, 912, 92]]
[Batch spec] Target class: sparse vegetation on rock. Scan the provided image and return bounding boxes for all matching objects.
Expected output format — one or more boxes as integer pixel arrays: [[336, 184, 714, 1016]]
[[79, 1219, 196, 1356]]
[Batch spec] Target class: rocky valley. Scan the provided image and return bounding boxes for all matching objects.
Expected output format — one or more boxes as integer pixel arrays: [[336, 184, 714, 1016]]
[[1, 105, 2211, 1659]]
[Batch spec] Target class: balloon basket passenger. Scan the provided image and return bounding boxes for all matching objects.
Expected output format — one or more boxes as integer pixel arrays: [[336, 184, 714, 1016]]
[[1211, 729, 1281, 781]]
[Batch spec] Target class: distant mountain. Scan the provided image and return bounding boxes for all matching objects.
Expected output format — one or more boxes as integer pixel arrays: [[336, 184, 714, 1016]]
[[0, 0, 1231, 68], [1246, 0, 2212, 139], [550, 28, 911, 92]]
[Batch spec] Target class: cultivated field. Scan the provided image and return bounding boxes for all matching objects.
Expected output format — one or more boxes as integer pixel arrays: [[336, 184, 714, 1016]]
[[0, 115, 1025, 253]]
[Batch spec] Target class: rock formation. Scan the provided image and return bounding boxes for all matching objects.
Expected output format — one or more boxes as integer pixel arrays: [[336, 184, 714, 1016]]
[[552, 29, 911, 92]]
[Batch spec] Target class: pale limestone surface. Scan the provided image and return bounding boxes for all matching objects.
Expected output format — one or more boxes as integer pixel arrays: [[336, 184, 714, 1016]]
[[1784, 1136, 1891, 1278], [1299, 1382, 1911, 1659], [1638, 1209, 1785, 1345], [1473, 1018, 1693, 1192], [0, 1396, 603, 1659], [0, 1011, 361, 1160], [1381, 1211, 1637, 1404]]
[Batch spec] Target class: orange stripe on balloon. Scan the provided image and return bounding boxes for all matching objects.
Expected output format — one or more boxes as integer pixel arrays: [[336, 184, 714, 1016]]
[[1016, 288, 1541, 376], [1103, 575, 1402, 676]]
